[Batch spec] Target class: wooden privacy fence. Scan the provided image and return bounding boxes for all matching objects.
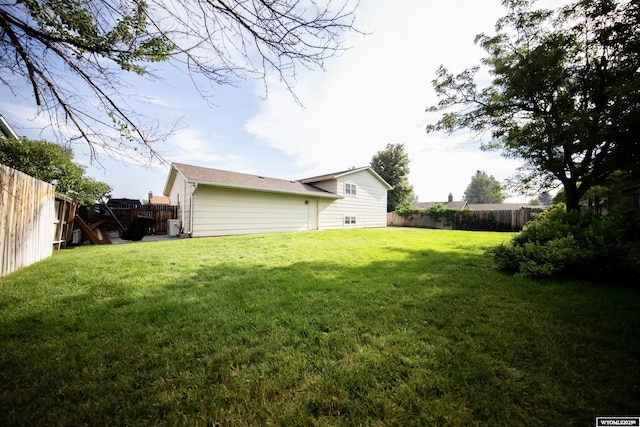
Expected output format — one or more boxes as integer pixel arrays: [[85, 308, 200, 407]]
[[387, 208, 543, 232], [54, 193, 77, 250], [1, 164, 55, 277], [108, 205, 178, 234]]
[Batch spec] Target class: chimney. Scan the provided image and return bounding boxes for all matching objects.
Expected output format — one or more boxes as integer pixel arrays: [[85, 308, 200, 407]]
[[148, 191, 153, 203], [448, 193, 453, 203]]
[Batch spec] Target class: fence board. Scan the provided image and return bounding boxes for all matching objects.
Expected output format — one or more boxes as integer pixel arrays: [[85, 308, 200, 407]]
[[387, 208, 543, 232], [1, 164, 55, 277]]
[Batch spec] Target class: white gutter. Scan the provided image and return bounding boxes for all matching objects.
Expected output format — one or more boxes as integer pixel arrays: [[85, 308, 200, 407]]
[[0, 115, 19, 139], [186, 179, 343, 199], [187, 182, 198, 236]]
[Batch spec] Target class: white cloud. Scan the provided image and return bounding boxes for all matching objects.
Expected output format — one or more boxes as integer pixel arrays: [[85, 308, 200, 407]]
[[244, 0, 530, 201], [167, 127, 250, 172], [2, 0, 572, 201]]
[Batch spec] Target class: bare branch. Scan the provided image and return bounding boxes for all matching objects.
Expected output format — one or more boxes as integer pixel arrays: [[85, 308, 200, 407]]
[[0, 0, 361, 161]]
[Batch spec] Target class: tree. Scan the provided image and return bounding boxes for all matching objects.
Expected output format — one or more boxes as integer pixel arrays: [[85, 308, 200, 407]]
[[370, 143, 414, 212], [464, 170, 505, 204], [427, 0, 640, 211], [1, 0, 360, 160], [0, 137, 111, 206], [537, 192, 552, 206]]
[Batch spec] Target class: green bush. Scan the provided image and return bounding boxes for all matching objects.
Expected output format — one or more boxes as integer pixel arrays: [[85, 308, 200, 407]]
[[486, 202, 640, 283], [395, 204, 459, 224]]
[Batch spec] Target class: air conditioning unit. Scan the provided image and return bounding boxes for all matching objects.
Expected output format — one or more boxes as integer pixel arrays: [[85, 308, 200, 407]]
[[167, 219, 181, 237]]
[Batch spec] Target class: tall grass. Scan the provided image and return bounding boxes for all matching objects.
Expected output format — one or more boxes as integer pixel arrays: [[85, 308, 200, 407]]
[[0, 228, 638, 426]]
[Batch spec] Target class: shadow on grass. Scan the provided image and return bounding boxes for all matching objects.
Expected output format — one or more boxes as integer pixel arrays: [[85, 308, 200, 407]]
[[1, 245, 639, 426]]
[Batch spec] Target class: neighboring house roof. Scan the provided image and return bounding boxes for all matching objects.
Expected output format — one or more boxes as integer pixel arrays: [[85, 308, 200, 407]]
[[108, 198, 142, 207], [300, 166, 393, 190], [466, 203, 536, 211], [0, 115, 19, 139], [413, 201, 468, 210], [164, 163, 342, 199], [148, 192, 170, 205], [412, 201, 541, 211]]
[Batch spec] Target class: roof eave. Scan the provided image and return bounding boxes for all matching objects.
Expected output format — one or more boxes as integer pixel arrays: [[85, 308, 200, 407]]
[[0, 115, 19, 139], [189, 180, 342, 199], [162, 166, 180, 196], [301, 166, 393, 190]]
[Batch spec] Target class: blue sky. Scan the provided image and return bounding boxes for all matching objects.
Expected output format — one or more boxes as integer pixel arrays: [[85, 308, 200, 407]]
[[0, 0, 568, 203]]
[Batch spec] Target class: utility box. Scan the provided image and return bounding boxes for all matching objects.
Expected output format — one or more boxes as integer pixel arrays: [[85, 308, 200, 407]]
[[72, 229, 82, 245], [167, 219, 181, 237]]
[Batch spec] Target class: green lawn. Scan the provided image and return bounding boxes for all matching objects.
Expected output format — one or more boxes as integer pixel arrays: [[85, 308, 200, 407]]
[[0, 228, 638, 426]]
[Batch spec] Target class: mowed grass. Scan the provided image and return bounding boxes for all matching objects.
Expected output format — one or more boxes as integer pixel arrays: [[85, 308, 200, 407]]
[[0, 228, 638, 426]]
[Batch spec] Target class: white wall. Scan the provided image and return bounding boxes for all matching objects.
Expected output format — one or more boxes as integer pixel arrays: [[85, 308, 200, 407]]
[[165, 172, 194, 233], [164, 167, 389, 237], [318, 169, 388, 229], [192, 186, 318, 237]]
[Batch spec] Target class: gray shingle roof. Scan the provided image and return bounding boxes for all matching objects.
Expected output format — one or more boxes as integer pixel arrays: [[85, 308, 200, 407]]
[[170, 163, 340, 198]]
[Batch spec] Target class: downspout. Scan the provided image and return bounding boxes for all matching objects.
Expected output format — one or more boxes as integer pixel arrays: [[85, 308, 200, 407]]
[[180, 179, 186, 235], [188, 182, 198, 236]]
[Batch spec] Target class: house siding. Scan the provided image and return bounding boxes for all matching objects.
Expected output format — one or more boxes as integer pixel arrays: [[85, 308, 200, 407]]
[[310, 179, 337, 194], [192, 186, 318, 237], [165, 172, 195, 233], [317, 169, 388, 229], [163, 164, 390, 238]]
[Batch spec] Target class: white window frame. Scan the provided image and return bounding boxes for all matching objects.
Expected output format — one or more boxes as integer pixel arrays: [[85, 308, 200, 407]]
[[344, 215, 357, 225], [345, 182, 357, 196]]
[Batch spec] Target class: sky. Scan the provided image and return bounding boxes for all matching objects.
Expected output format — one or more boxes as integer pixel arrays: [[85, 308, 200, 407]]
[[0, 0, 569, 203]]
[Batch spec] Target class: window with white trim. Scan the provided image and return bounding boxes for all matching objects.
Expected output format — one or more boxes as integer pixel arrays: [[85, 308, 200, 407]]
[[345, 182, 357, 196], [344, 216, 357, 225]]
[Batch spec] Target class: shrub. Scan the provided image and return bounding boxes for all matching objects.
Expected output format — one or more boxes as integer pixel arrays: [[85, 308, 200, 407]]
[[395, 204, 459, 224], [486, 202, 640, 283]]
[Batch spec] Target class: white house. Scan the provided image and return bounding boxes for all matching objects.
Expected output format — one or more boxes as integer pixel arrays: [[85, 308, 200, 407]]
[[162, 163, 393, 237]]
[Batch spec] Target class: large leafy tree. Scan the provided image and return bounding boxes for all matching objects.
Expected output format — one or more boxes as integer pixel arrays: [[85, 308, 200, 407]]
[[427, 0, 640, 211], [0, 0, 359, 160], [0, 137, 111, 206], [370, 143, 414, 212], [464, 170, 505, 204]]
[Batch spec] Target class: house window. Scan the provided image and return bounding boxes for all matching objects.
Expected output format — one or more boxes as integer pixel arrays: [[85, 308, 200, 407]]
[[345, 182, 357, 196], [344, 216, 356, 225]]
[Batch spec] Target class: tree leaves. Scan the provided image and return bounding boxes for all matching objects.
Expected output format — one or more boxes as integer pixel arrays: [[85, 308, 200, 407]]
[[427, 0, 640, 211], [370, 143, 414, 212], [1, 0, 359, 161], [0, 138, 111, 206]]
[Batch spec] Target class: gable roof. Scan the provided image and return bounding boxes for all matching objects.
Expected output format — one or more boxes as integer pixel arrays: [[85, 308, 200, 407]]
[[164, 163, 340, 199], [300, 166, 393, 190]]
